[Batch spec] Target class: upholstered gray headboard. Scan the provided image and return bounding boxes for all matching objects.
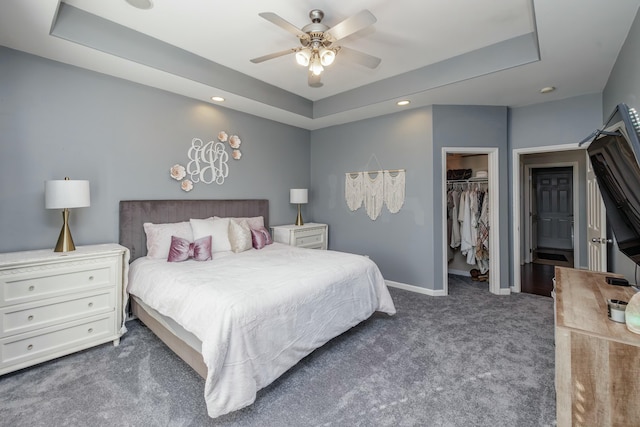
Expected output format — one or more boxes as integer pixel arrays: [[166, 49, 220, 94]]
[[119, 199, 269, 261]]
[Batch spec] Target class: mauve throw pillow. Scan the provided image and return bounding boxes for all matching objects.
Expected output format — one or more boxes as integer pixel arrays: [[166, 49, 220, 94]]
[[167, 235, 212, 262], [250, 228, 268, 249], [250, 226, 273, 249], [144, 221, 194, 259], [256, 226, 273, 245]]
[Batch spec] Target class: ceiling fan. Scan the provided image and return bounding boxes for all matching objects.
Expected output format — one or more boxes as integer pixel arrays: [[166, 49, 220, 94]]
[[250, 9, 381, 88]]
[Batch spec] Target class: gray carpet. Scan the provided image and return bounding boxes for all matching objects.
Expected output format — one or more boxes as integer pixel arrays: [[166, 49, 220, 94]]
[[0, 276, 556, 426]]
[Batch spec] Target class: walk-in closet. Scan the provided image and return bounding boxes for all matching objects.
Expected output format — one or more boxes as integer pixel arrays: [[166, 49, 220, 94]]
[[446, 153, 490, 285]]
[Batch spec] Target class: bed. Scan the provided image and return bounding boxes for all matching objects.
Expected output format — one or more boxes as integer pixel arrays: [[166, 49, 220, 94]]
[[119, 199, 396, 418]]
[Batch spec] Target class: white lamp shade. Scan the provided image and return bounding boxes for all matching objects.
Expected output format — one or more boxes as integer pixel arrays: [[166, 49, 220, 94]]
[[295, 50, 311, 67], [45, 180, 91, 209], [290, 188, 308, 204], [319, 48, 336, 66]]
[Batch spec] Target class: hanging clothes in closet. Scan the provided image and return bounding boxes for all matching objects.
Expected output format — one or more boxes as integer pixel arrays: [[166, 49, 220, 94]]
[[447, 180, 490, 274]]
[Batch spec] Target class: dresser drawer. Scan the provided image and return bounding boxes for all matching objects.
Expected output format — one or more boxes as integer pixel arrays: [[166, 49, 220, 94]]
[[294, 229, 325, 247], [1, 290, 114, 337], [1, 261, 116, 306], [1, 313, 116, 368]]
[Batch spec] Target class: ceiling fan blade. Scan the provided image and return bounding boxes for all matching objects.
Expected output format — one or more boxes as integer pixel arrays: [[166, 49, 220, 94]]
[[308, 71, 323, 88], [324, 9, 376, 42], [259, 12, 306, 38], [338, 46, 381, 69], [250, 48, 298, 64]]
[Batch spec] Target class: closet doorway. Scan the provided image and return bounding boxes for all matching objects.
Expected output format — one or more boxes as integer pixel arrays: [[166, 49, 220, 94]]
[[441, 147, 501, 295]]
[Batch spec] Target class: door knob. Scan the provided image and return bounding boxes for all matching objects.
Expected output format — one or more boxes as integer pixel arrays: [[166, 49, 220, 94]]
[[591, 237, 613, 244]]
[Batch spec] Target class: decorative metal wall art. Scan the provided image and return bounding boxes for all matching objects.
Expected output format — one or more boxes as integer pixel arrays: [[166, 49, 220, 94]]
[[170, 131, 242, 191]]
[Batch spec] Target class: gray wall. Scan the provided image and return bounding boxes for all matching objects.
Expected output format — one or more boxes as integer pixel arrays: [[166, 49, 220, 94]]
[[509, 93, 603, 150], [0, 47, 310, 253], [602, 8, 640, 280], [310, 107, 435, 289], [432, 105, 509, 290], [508, 94, 603, 284], [310, 105, 508, 292]]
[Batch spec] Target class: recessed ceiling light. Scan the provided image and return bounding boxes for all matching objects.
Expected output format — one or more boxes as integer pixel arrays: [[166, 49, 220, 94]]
[[125, 0, 153, 10], [540, 86, 556, 94], [211, 96, 225, 102], [396, 100, 410, 106]]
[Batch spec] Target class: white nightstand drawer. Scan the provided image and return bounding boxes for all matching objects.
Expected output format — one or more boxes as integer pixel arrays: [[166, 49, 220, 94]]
[[1, 313, 115, 367], [1, 263, 115, 305], [294, 230, 325, 247], [1, 290, 114, 337], [272, 223, 328, 250]]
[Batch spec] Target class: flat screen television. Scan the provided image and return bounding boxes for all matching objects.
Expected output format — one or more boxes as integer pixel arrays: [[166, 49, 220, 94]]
[[586, 103, 640, 265]]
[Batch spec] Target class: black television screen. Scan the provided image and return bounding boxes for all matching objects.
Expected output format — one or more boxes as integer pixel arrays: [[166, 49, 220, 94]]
[[587, 103, 640, 265]]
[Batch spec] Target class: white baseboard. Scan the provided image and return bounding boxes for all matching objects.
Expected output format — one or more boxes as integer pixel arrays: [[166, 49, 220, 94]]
[[385, 280, 447, 297]]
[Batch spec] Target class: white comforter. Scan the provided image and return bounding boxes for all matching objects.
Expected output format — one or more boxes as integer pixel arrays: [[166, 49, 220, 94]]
[[127, 243, 396, 418]]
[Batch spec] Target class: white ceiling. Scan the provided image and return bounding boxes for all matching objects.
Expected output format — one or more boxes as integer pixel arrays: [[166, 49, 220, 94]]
[[0, 0, 639, 130]]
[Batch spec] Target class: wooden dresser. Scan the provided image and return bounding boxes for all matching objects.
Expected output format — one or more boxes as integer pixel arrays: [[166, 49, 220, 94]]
[[554, 266, 640, 426], [0, 244, 128, 375]]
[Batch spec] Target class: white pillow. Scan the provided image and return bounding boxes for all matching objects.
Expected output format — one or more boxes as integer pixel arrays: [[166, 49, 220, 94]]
[[228, 219, 253, 253], [214, 216, 264, 230], [143, 221, 193, 259], [190, 217, 231, 253]]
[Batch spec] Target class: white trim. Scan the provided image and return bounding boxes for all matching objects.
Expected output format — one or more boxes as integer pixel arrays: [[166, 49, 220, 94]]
[[511, 143, 583, 293], [442, 147, 502, 295], [385, 280, 447, 297]]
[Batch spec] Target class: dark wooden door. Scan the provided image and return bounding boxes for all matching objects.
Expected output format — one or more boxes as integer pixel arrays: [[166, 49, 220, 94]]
[[534, 167, 573, 250]]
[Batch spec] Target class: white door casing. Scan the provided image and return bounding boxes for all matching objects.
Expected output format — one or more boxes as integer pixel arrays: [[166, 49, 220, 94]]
[[512, 143, 583, 293], [442, 147, 502, 295]]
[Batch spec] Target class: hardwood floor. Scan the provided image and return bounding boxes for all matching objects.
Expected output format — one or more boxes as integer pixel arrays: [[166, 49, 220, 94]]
[[521, 262, 555, 297]]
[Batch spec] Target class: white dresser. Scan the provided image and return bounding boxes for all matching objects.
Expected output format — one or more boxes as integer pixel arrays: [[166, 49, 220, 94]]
[[271, 223, 328, 250], [0, 244, 128, 375]]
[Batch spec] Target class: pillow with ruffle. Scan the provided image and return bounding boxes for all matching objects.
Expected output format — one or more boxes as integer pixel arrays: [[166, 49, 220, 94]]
[[167, 235, 212, 262], [228, 219, 252, 253], [250, 226, 273, 249], [144, 221, 194, 259]]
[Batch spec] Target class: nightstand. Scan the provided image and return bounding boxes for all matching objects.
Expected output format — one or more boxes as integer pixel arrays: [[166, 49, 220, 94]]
[[271, 223, 328, 250], [0, 244, 128, 375]]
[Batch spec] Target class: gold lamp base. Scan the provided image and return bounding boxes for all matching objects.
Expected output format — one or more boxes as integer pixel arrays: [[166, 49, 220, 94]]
[[54, 208, 76, 252], [295, 203, 304, 226]]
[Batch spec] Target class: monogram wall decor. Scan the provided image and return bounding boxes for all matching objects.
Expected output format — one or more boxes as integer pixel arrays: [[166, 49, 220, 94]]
[[170, 131, 242, 191]]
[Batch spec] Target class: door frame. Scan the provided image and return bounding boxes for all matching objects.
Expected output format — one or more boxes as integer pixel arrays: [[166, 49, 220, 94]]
[[441, 147, 502, 295], [512, 143, 582, 293], [524, 162, 579, 263]]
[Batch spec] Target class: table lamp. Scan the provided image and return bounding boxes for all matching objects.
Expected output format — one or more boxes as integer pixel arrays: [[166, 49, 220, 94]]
[[45, 177, 91, 252], [290, 188, 308, 226]]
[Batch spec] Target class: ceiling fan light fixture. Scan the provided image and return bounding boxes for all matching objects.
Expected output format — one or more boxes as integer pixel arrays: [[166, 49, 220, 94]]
[[295, 50, 311, 67], [319, 48, 336, 66], [310, 59, 324, 76]]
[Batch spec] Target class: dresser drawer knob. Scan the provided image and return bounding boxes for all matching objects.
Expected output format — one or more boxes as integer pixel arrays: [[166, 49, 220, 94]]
[[28, 285, 35, 292], [88, 302, 93, 308], [27, 344, 33, 351], [88, 328, 93, 334], [88, 276, 94, 281], [28, 315, 34, 321]]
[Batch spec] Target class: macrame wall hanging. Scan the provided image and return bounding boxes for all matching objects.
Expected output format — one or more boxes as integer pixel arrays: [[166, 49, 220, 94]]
[[345, 154, 406, 220]]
